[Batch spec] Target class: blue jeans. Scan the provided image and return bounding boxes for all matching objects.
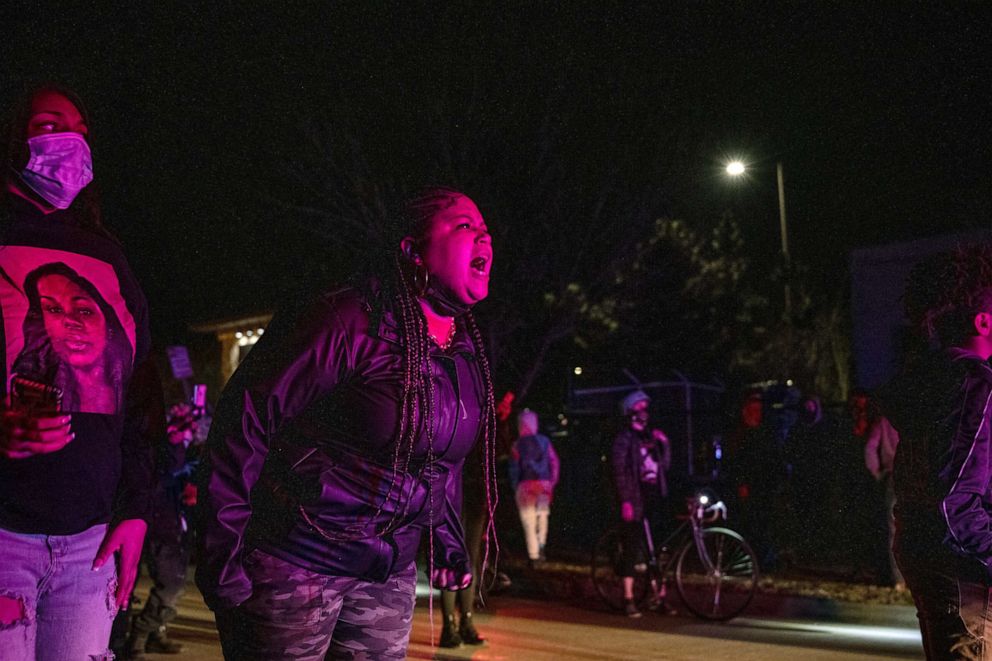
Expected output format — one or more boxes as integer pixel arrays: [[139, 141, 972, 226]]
[[0, 524, 118, 660]]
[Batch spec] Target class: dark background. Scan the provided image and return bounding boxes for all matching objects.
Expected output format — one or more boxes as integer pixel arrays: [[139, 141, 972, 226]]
[[3, 2, 989, 344]]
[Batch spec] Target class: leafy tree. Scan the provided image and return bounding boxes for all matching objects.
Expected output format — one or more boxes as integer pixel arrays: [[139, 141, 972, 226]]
[[625, 212, 851, 403]]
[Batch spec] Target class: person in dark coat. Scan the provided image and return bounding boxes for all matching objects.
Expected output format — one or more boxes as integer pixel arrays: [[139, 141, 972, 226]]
[[887, 244, 992, 660], [196, 188, 498, 659], [610, 389, 671, 618]]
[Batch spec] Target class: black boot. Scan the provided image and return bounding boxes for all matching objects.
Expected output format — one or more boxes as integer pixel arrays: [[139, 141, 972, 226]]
[[125, 629, 150, 660], [459, 613, 486, 645], [146, 625, 184, 654], [439, 615, 462, 648]]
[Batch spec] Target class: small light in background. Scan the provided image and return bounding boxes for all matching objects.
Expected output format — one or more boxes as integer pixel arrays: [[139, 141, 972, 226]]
[[573, 366, 583, 376], [726, 161, 745, 176]]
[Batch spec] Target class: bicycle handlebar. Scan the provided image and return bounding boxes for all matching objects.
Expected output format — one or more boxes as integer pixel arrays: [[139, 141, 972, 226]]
[[689, 499, 727, 523]]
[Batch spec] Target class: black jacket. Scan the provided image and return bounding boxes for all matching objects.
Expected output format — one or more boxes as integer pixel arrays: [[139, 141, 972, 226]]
[[890, 349, 992, 579], [195, 284, 485, 611], [611, 427, 670, 519]]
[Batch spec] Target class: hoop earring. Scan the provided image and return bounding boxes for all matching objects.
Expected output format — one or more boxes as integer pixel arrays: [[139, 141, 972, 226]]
[[414, 263, 429, 297]]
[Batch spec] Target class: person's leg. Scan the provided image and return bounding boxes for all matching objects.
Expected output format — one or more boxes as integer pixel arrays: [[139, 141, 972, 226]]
[[326, 563, 418, 660], [129, 530, 190, 655], [517, 503, 540, 561], [35, 524, 118, 661], [462, 496, 486, 589], [619, 521, 643, 617], [458, 498, 487, 643], [438, 589, 462, 647], [0, 527, 43, 660], [216, 548, 339, 661], [535, 493, 550, 561], [456, 575, 486, 645], [884, 478, 904, 587], [901, 559, 990, 660]]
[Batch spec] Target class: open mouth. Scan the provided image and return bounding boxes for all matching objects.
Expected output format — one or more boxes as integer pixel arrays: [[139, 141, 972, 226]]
[[470, 256, 489, 276]]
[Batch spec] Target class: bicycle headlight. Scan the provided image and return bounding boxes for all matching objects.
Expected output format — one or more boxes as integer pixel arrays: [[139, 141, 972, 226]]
[[692, 488, 718, 508]]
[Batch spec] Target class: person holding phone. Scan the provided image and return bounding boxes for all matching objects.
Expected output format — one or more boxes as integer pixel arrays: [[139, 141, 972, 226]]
[[0, 84, 154, 660]]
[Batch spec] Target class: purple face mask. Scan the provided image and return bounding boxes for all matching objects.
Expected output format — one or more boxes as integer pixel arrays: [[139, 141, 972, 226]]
[[20, 132, 94, 209]]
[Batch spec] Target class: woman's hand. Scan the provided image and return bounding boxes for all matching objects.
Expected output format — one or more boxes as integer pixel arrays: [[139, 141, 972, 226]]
[[432, 567, 472, 591], [0, 410, 73, 459], [92, 518, 148, 609]]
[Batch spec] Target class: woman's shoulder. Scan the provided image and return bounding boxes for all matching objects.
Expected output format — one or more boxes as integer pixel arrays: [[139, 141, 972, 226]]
[[276, 280, 387, 344], [317, 284, 374, 317]]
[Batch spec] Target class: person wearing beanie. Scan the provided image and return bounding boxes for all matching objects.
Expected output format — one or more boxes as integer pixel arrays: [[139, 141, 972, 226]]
[[509, 409, 560, 567], [611, 390, 673, 618]]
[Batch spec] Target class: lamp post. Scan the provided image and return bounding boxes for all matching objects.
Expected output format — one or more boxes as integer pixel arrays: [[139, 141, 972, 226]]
[[726, 160, 792, 317]]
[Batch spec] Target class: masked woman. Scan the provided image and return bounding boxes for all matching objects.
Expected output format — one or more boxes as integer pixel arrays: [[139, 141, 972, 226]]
[[611, 389, 672, 618], [0, 85, 153, 660], [197, 187, 497, 659]]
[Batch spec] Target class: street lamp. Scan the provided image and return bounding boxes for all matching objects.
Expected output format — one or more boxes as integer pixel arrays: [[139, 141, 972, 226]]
[[725, 160, 792, 316]]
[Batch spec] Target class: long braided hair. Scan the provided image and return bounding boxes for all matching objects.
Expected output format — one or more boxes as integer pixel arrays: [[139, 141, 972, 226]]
[[388, 187, 499, 615], [299, 188, 499, 554]]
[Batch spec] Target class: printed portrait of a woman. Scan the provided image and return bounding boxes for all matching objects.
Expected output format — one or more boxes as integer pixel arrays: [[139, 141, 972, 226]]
[[12, 262, 133, 414]]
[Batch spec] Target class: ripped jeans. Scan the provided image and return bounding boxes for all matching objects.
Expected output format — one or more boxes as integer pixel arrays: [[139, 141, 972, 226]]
[[0, 523, 118, 661]]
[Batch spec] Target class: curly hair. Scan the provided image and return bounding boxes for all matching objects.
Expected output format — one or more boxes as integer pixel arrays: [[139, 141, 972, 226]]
[[903, 242, 992, 347]]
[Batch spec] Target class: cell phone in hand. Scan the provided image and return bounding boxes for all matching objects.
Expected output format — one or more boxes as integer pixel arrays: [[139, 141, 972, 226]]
[[11, 377, 63, 415]]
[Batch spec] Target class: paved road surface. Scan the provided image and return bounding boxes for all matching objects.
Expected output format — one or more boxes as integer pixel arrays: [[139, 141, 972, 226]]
[[143, 577, 923, 660]]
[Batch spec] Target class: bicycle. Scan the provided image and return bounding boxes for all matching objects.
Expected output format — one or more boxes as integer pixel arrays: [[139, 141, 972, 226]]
[[591, 490, 759, 621]]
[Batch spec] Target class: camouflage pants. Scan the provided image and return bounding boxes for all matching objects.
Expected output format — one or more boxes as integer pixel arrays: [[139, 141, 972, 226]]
[[215, 549, 416, 660]]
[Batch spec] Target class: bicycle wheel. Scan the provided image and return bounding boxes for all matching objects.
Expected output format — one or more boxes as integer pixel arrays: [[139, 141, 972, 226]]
[[591, 526, 650, 611], [674, 527, 758, 621]]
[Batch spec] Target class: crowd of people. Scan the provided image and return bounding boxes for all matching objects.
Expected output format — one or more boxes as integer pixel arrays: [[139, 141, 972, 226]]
[[0, 83, 989, 661], [0, 85, 498, 660], [722, 385, 904, 585]]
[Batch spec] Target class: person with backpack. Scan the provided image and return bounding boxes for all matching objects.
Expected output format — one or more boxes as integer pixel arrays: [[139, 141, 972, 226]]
[[509, 409, 559, 566]]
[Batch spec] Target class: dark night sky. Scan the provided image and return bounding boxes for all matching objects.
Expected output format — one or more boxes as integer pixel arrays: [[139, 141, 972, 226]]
[[2, 3, 990, 343]]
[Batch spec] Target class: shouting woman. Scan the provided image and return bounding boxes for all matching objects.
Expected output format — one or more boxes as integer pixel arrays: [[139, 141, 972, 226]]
[[197, 187, 498, 659]]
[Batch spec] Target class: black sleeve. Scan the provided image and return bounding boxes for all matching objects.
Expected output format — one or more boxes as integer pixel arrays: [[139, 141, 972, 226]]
[[115, 354, 163, 523], [196, 296, 358, 610]]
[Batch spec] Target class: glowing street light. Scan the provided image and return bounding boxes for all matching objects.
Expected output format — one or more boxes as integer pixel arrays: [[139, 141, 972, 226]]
[[725, 158, 792, 316]]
